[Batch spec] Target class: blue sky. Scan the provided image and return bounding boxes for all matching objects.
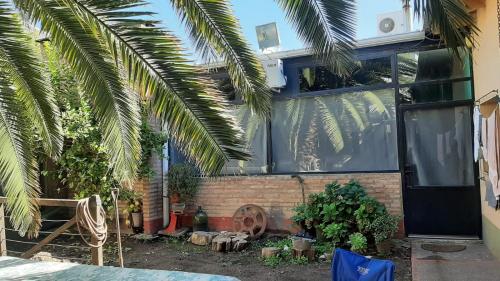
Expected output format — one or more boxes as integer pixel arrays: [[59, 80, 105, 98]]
[[148, 0, 414, 54]]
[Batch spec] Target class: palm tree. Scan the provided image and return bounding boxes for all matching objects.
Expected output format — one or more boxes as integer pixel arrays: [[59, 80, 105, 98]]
[[0, 0, 477, 236]]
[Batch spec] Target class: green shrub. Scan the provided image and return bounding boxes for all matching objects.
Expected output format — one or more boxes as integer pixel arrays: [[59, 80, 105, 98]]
[[291, 180, 394, 249], [348, 233, 367, 253], [354, 197, 386, 234], [369, 213, 400, 244], [167, 164, 201, 201]]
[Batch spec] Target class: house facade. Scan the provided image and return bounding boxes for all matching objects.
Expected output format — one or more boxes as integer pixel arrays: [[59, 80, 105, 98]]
[[135, 31, 482, 242], [466, 0, 500, 259]]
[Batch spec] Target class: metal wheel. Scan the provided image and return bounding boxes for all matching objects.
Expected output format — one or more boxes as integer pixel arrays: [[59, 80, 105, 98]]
[[232, 204, 267, 239]]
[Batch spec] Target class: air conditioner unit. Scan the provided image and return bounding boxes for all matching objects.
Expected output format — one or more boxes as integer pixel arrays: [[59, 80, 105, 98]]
[[262, 59, 286, 88], [377, 10, 411, 36]]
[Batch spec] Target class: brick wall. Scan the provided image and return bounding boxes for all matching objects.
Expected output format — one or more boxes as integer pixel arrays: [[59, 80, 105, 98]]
[[190, 173, 403, 233], [138, 166, 404, 235]]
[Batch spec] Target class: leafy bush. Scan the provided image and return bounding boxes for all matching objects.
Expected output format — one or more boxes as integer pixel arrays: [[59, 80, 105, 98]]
[[120, 189, 142, 213], [261, 238, 310, 267], [354, 197, 386, 234], [167, 164, 201, 201], [292, 180, 395, 249], [56, 102, 119, 210], [348, 233, 367, 253], [369, 213, 400, 244], [138, 109, 167, 179]]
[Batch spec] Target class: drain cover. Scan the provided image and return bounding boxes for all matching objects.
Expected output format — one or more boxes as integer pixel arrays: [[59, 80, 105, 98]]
[[421, 243, 466, 252]]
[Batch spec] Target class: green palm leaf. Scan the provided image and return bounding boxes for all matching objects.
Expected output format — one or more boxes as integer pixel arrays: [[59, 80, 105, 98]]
[[15, 0, 141, 182], [362, 91, 388, 116], [340, 97, 365, 131], [0, 2, 62, 158], [315, 97, 344, 152], [0, 74, 41, 237], [170, 0, 271, 116], [276, 0, 356, 74], [408, 0, 478, 52], [67, 0, 248, 174]]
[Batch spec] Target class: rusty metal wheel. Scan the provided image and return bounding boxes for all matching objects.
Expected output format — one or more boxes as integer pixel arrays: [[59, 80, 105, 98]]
[[232, 204, 267, 239]]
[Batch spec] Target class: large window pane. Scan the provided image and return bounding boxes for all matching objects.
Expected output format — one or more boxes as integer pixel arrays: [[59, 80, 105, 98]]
[[398, 48, 471, 84], [404, 106, 474, 186], [399, 81, 472, 104], [271, 89, 398, 173], [299, 57, 392, 93], [224, 106, 267, 174]]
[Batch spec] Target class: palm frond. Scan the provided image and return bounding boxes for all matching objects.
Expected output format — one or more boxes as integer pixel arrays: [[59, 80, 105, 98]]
[[15, 0, 141, 182], [340, 97, 365, 131], [0, 2, 61, 158], [362, 91, 388, 116], [67, 0, 248, 175], [170, 0, 271, 116], [315, 97, 344, 152], [409, 0, 478, 52], [0, 73, 41, 237], [285, 98, 306, 159], [276, 0, 356, 74]]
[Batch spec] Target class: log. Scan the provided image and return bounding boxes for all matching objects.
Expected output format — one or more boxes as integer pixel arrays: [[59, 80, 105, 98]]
[[261, 247, 280, 258], [292, 248, 316, 262]]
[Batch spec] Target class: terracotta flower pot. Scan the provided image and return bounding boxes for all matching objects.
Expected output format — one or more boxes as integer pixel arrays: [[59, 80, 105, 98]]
[[376, 239, 392, 255], [170, 192, 181, 204]]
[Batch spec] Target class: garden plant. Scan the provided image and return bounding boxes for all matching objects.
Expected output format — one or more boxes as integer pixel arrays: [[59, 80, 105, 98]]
[[292, 180, 399, 255]]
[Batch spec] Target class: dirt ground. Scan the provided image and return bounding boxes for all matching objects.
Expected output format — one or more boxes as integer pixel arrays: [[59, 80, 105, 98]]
[[113, 236, 411, 281], [10, 232, 410, 281]]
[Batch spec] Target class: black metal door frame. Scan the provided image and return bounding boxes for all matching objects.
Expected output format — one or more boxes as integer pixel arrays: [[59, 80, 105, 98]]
[[399, 100, 482, 237]]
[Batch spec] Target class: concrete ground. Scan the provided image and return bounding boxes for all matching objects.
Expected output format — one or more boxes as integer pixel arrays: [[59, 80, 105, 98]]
[[412, 239, 500, 281]]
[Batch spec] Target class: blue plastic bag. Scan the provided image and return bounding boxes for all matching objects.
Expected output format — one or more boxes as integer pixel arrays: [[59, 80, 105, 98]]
[[332, 248, 395, 281]]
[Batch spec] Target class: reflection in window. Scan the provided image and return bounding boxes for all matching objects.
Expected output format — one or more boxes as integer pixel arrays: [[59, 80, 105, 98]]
[[399, 81, 472, 104], [398, 48, 471, 84], [223, 106, 267, 174], [299, 57, 392, 92], [271, 89, 398, 173], [404, 106, 474, 186]]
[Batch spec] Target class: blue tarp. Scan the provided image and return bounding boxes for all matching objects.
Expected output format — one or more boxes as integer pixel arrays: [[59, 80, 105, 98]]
[[332, 248, 395, 281]]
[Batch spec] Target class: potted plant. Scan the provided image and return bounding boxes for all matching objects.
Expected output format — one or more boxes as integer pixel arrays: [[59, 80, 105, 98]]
[[166, 164, 201, 210], [121, 189, 143, 229], [369, 213, 400, 255]]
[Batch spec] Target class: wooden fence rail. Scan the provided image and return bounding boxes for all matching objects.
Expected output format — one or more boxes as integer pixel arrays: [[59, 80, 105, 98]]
[[0, 195, 104, 266]]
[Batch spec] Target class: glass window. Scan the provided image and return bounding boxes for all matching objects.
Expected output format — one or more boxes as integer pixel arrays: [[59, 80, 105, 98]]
[[398, 48, 471, 84], [299, 57, 392, 92], [404, 106, 474, 186], [399, 81, 472, 104], [223, 106, 268, 174], [271, 88, 398, 173]]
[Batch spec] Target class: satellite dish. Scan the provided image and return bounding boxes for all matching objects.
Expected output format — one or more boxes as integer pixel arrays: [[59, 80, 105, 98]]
[[379, 17, 396, 34], [256, 22, 280, 52]]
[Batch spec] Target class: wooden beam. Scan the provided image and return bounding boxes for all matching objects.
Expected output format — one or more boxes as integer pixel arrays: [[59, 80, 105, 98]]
[[0, 197, 79, 208], [21, 217, 76, 259], [0, 204, 6, 256], [89, 195, 103, 266]]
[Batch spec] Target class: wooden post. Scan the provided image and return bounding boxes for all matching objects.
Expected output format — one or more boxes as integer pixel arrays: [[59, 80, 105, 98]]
[[89, 195, 103, 266], [0, 204, 6, 256]]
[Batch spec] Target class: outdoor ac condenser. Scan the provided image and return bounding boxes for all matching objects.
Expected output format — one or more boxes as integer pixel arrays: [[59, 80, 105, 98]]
[[262, 59, 286, 88], [377, 10, 412, 36]]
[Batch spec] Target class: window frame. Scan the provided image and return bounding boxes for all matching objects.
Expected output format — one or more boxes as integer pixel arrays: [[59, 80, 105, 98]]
[[168, 43, 475, 176]]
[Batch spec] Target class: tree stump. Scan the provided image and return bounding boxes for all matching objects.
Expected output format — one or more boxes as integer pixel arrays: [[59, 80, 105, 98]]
[[261, 247, 280, 258]]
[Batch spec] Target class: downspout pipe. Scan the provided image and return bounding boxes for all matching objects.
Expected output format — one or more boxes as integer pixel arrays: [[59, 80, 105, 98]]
[[162, 136, 170, 228], [291, 175, 306, 204]]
